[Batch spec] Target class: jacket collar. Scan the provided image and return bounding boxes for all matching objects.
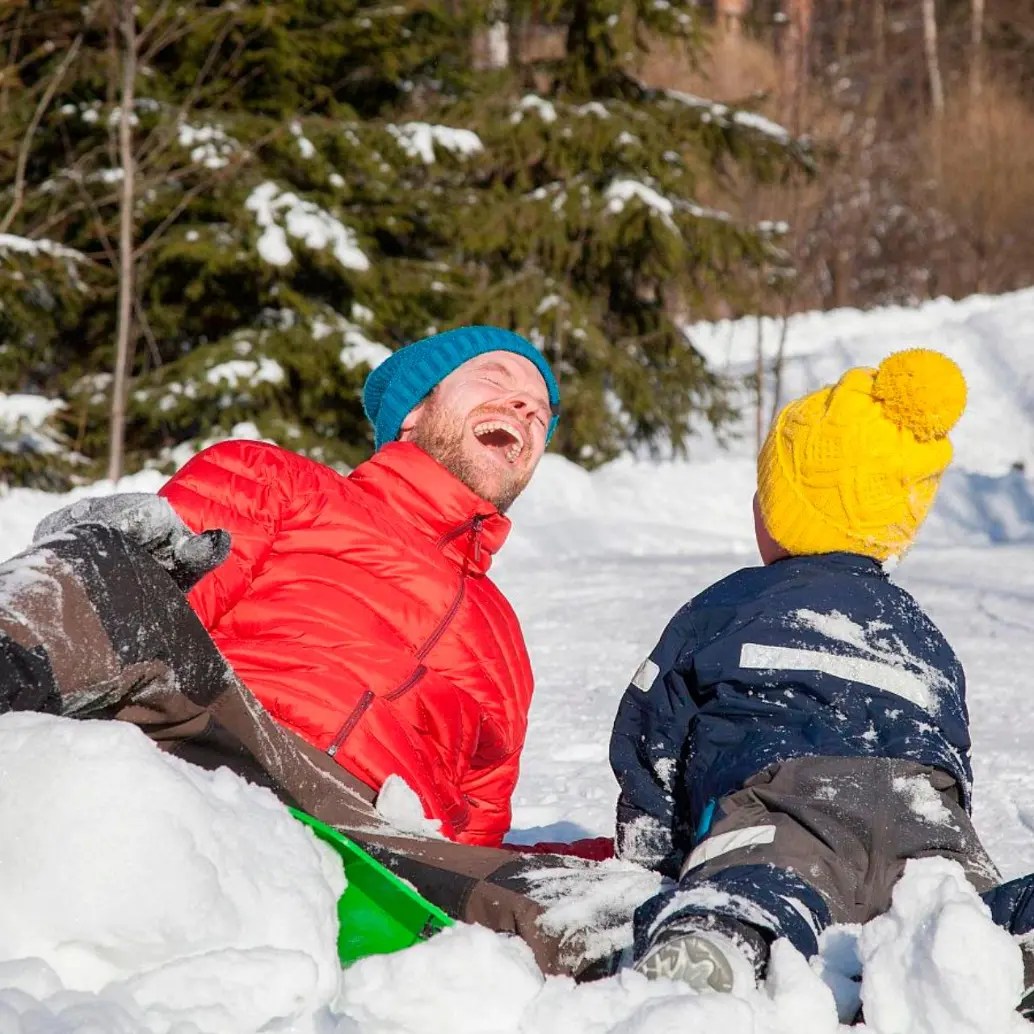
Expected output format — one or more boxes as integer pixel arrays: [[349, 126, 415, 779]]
[[776, 551, 888, 578], [349, 442, 510, 576]]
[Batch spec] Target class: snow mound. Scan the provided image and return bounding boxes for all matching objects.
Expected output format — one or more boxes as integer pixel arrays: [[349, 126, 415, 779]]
[[329, 860, 1028, 1034], [858, 859, 1027, 1034], [334, 924, 543, 1033], [688, 288, 1034, 477], [0, 712, 344, 1033], [332, 918, 843, 1034]]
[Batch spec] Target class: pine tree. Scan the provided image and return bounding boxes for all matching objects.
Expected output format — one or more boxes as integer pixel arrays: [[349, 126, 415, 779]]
[[426, 2, 813, 464], [0, 0, 810, 483]]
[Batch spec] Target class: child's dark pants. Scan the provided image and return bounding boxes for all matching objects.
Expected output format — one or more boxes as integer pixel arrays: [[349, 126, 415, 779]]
[[634, 755, 1034, 997]]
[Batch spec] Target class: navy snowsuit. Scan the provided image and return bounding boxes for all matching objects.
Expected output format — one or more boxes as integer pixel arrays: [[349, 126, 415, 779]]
[[610, 552, 1034, 974]]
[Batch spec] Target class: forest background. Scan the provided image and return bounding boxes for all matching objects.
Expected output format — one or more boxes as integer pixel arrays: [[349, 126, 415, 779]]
[[0, 0, 1024, 486]]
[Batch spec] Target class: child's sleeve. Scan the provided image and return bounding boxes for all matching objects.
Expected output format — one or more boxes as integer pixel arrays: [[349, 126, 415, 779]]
[[609, 611, 699, 878]]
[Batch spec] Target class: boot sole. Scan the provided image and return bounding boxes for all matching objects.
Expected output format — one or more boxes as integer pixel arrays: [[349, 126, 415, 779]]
[[634, 933, 736, 992]]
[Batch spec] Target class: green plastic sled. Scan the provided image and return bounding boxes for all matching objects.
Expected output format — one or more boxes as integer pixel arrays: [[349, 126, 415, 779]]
[[291, 809, 454, 965]]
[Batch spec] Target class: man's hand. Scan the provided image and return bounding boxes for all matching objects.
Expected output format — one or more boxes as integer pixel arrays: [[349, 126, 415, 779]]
[[33, 493, 231, 593]]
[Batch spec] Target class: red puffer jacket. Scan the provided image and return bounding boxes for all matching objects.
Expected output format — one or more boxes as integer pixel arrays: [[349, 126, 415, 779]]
[[160, 439, 534, 846]]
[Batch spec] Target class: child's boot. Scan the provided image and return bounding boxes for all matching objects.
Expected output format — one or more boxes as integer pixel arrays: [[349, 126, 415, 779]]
[[634, 918, 767, 993]]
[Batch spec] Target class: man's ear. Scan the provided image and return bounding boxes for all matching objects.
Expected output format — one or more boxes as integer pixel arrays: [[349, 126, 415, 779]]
[[397, 401, 425, 442]]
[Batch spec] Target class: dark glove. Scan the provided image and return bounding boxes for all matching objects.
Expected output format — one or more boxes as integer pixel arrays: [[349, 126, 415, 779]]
[[33, 493, 231, 593]]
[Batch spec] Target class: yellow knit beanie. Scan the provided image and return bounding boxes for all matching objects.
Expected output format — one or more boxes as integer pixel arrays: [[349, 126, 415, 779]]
[[757, 348, 967, 561]]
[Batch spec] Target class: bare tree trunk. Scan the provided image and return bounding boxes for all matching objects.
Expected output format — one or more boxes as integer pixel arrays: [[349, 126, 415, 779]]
[[835, 0, 854, 65], [922, 0, 945, 117], [866, 0, 887, 117], [755, 315, 765, 456], [109, 0, 137, 483], [782, 0, 813, 129], [717, 0, 749, 36], [768, 307, 791, 426], [970, 0, 985, 101]]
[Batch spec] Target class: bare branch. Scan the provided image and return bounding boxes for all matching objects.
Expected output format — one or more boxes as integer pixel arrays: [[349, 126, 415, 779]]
[[133, 177, 212, 260], [136, 0, 172, 47], [136, 13, 240, 173], [134, 275, 163, 371], [107, 11, 119, 168], [0, 34, 83, 235], [139, 5, 227, 67], [0, 5, 27, 117]]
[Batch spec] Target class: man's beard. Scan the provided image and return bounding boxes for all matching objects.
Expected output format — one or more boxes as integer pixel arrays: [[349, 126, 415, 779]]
[[407, 396, 533, 514]]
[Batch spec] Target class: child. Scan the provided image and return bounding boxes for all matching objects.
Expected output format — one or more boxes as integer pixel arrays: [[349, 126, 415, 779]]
[[610, 348, 1034, 1000]]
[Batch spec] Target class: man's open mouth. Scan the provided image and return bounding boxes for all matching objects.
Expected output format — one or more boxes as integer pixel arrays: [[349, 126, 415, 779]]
[[472, 420, 525, 464]]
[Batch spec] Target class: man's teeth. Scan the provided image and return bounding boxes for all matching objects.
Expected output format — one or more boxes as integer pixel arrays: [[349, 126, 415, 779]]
[[473, 420, 525, 462]]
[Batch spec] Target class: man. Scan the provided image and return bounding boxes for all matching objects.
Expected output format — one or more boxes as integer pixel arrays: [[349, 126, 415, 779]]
[[0, 519, 624, 978], [40, 326, 560, 847], [26, 327, 628, 975]]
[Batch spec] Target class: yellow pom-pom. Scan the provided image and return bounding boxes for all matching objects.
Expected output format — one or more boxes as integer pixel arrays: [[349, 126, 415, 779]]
[[871, 348, 967, 441]]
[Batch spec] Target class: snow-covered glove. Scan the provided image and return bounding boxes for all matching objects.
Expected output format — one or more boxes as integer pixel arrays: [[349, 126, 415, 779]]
[[33, 493, 231, 593]]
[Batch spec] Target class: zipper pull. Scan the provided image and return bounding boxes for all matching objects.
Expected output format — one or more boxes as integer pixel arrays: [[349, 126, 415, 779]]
[[471, 515, 484, 566]]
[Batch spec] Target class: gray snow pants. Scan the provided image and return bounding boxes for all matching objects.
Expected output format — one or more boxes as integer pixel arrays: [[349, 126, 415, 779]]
[[635, 756, 1003, 966]]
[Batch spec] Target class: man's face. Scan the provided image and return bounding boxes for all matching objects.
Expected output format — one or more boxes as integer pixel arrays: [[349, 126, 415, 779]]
[[399, 352, 552, 513]]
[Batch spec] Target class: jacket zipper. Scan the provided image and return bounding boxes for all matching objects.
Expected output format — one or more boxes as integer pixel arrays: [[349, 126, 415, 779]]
[[327, 689, 374, 757], [436, 515, 484, 557], [327, 516, 485, 755]]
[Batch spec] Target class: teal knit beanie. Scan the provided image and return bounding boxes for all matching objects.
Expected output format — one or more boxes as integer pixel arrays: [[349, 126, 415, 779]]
[[362, 326, 560, 450]]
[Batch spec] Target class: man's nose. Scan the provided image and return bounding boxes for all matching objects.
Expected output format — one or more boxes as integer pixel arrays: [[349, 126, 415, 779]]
[[506, 393, 547, 424]]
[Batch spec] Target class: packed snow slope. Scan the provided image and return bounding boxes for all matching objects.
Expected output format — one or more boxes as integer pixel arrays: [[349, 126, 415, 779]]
[[3, 289, 1034, 1033]]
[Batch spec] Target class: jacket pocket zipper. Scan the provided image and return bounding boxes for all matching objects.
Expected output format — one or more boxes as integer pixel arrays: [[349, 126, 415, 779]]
[[327, 689, 374, 757], [326, 518, 481, 756]]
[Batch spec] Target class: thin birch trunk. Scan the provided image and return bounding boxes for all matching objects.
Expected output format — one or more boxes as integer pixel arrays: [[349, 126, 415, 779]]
[[922, 0, 945, 117], [970, 0, 985, 101], [755, 315, 765, 456], [782, 0, 813, 130], [108, 0, 137, 483], [716, 0, 749, 36]]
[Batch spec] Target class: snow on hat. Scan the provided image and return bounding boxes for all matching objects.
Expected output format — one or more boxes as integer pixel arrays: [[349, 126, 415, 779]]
[[362, 326, 560, 451], [757, 348, 967, 561]]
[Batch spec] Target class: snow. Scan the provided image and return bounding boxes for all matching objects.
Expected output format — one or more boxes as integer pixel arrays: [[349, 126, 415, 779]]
[[0, 235, 85, 263], [375, 775, 444, 838], [0, 394, 67, 457], [334, 925, 543, 1033], [340, 329, 391, 370], [732, 110, 792, 143], [857, 859, 1028, 1033], [0, 712, 343, 1033], [290, 120, 316, 160], [4, 290, 1034, 1029], [0, 394, 64, 428], [892, 775, 957, 827], [666, 90, 793, 145], [245, 182, 370, 271], [177, 123, 238, 169], [604, 180, 679, 233], [512, 95, 558, 125], [204, 356, 284, 389], [388, 123, 484, 164], [687, 288, 1034, 479]]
